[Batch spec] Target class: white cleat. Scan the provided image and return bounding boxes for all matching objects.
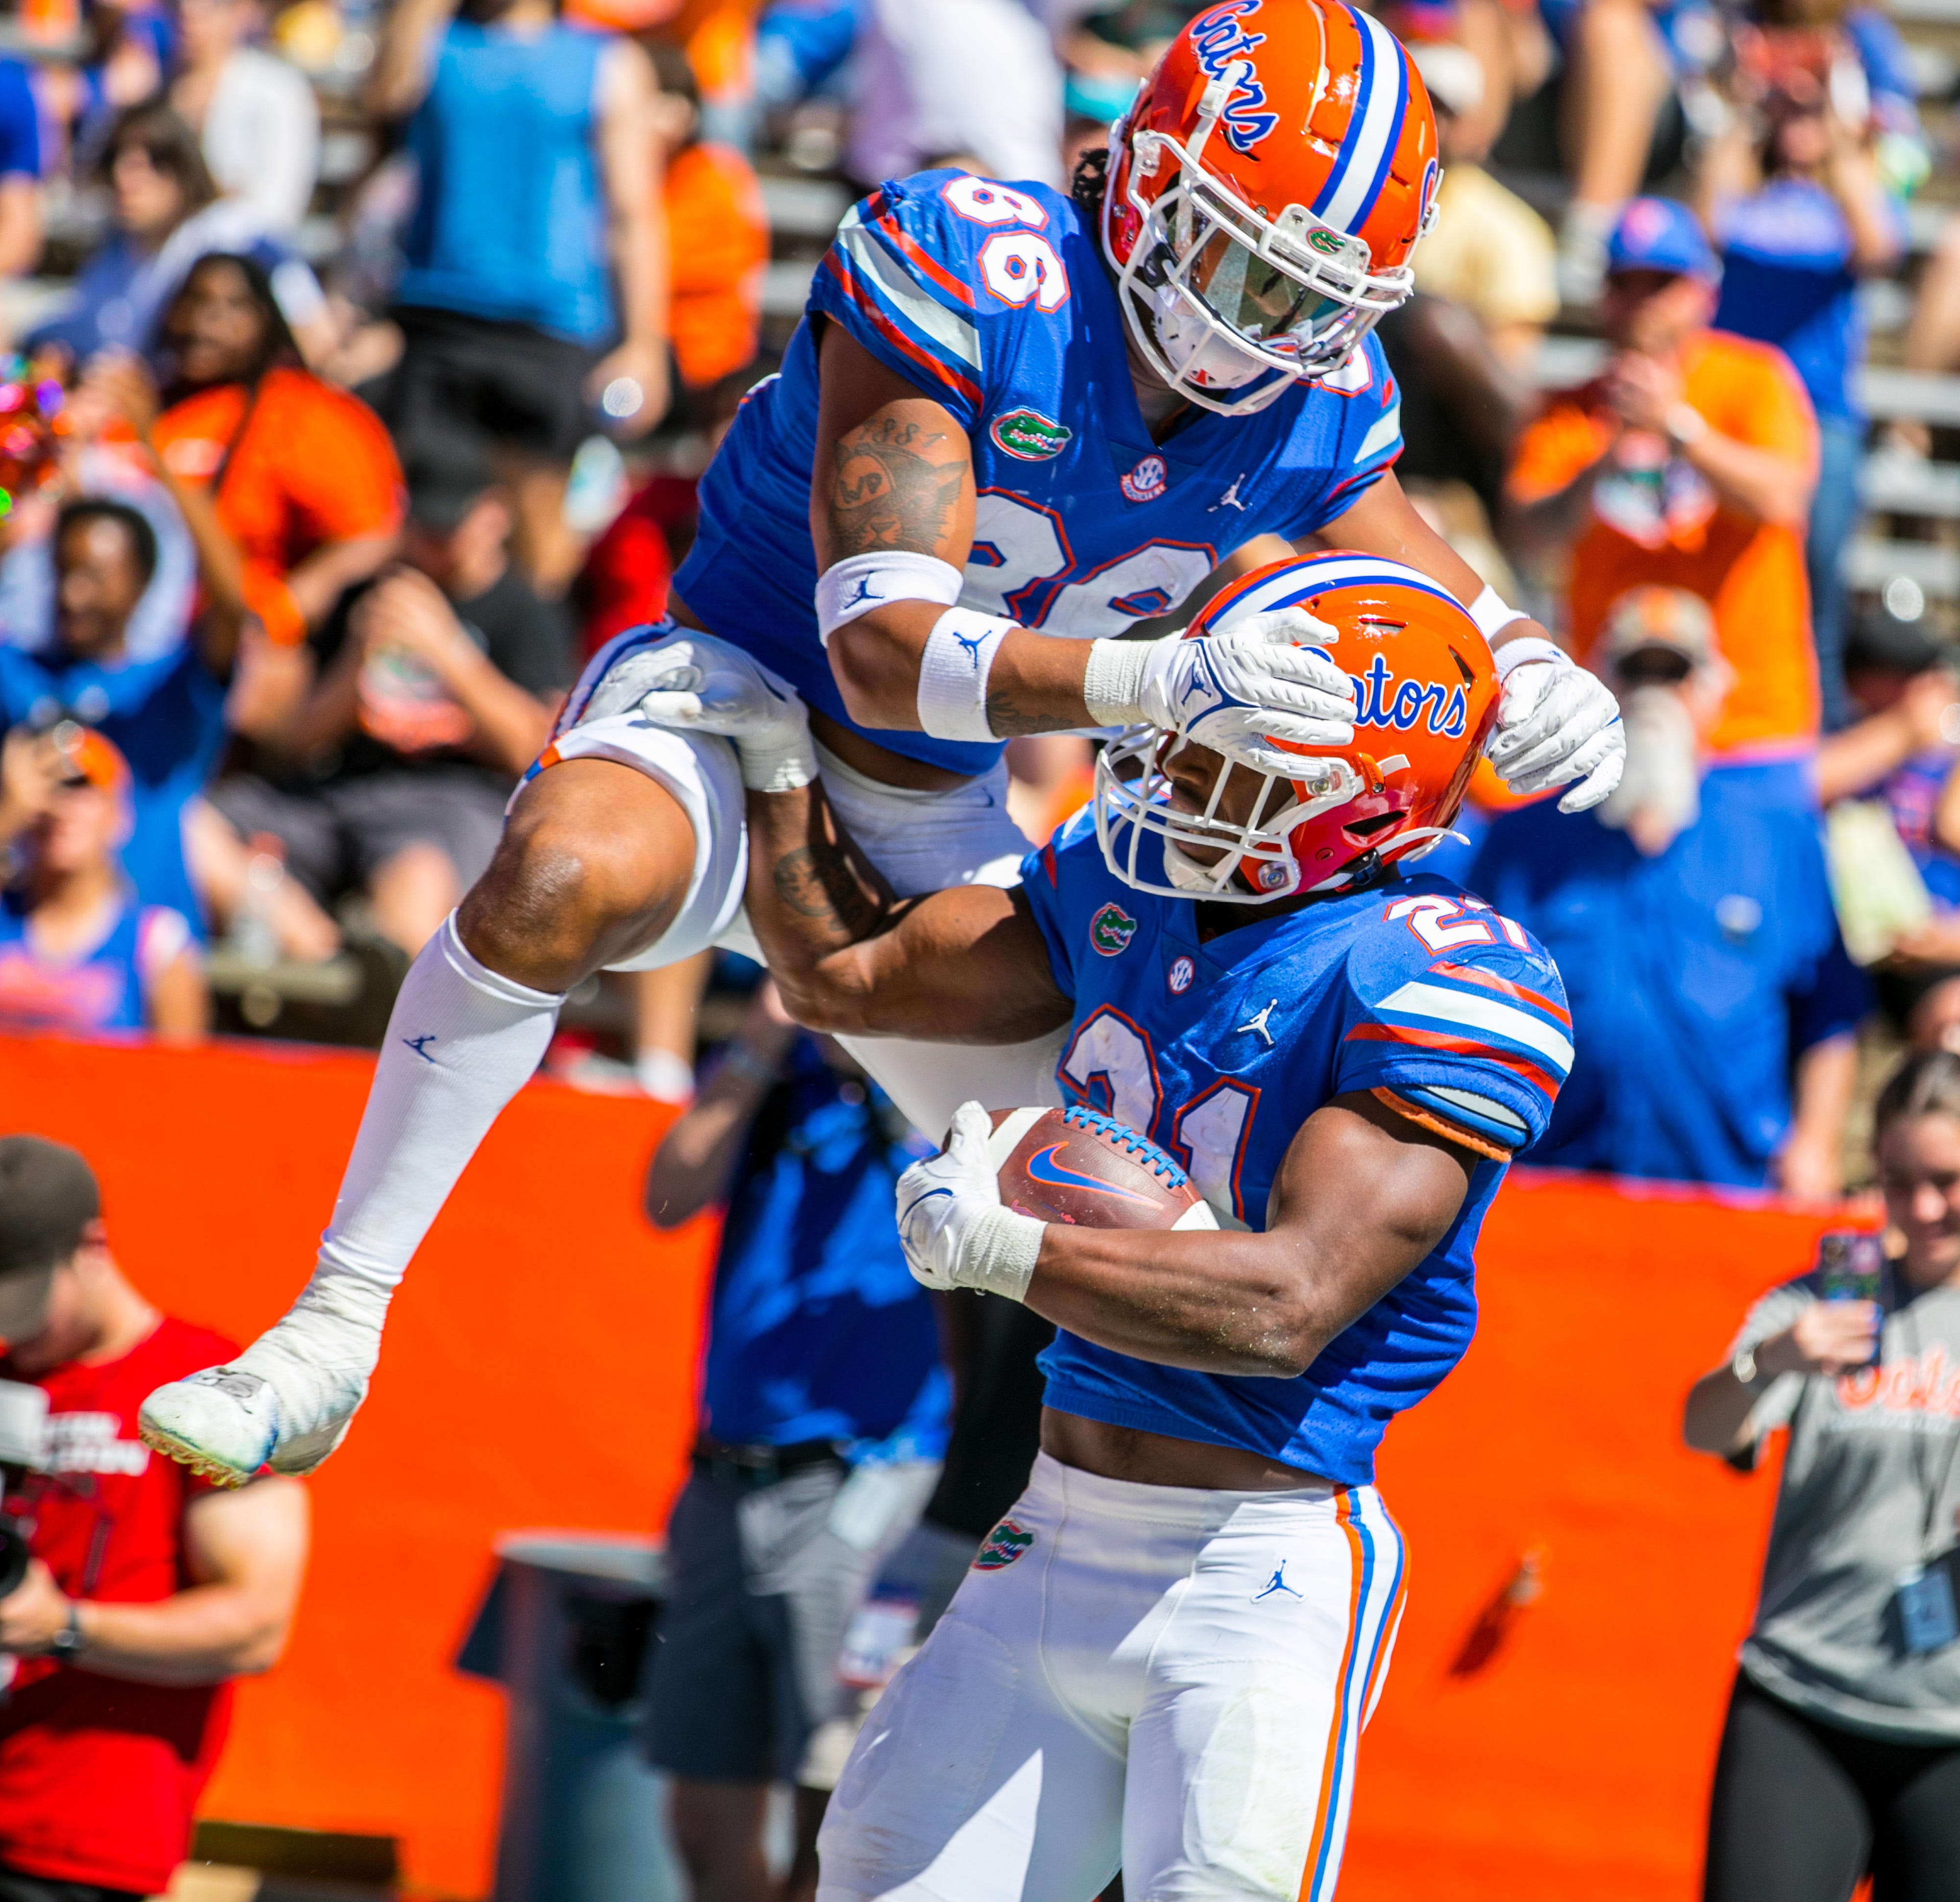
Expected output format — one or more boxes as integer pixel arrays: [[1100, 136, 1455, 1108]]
[[140, 1361, 362, 1485], [138, 1284, 381, 1484], [138, 1367, 285, 1486]]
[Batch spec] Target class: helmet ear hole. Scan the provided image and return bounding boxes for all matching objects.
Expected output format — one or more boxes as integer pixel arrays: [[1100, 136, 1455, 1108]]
[[1447, 645, 1476, 684], [1344, 809, 1405, 839]]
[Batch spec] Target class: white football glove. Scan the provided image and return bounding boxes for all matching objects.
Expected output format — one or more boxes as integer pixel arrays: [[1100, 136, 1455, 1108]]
[[1485, 639, 1625, 813], [1085, 608, 1357, 773], [894, 1100, 1045, 1301], [580, 632, 817, 792]]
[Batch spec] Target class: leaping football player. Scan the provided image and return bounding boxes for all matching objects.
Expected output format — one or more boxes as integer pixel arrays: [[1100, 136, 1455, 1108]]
[[140, 0, 1614, 1486], [641, 554, 1573, 1900]]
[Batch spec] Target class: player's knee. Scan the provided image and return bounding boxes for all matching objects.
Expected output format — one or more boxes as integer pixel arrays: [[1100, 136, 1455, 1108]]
[[458, 765, 694, 989]]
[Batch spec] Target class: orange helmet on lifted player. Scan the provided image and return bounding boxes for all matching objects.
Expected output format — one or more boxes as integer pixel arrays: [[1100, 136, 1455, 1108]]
[[1095, 552, 1498, 902], [1102, 0, 1442, 415]]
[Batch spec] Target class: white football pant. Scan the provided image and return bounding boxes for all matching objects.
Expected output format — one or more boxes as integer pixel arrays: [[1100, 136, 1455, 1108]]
[[816, 1453, 1408, 1902], [546, 624, 1067, 1137]]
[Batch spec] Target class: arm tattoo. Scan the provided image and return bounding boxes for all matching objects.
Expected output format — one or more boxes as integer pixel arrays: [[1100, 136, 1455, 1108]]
[[773, 844, 886, 943], [829, 415, 968, 557], [983, 688, 1054, 738]]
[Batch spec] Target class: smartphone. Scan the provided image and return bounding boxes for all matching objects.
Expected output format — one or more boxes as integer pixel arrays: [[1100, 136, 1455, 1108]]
[[1815, 1230, 1885, 1305]]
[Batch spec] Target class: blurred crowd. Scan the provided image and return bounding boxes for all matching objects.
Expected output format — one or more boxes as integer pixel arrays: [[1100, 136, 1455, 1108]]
[[0, 0, 1952, 1209]]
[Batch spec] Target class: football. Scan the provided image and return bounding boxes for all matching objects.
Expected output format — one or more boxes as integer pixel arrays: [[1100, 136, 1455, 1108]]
[[986, 1106, 1219, 1232]]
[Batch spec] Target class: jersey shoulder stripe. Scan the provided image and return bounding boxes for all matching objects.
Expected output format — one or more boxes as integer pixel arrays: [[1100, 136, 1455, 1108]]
[[1427, 958, 1572, 1029], [1368, 977, 1576, 1073], [1337, 886, 1571, 1153], [821, 203, 983, 411]]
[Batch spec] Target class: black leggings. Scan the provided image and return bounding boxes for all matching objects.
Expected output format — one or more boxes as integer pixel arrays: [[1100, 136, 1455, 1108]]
[[1704, 1673, 1960, 1902]]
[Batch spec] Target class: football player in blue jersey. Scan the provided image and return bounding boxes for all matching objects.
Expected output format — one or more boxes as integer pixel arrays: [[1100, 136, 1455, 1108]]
[[141, 0, 1612, 1486], [648, 551, 1572, 1901]]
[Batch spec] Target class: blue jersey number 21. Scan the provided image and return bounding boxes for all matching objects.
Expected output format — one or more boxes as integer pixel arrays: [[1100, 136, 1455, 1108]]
[[1060, 1006, 1258, 1225]]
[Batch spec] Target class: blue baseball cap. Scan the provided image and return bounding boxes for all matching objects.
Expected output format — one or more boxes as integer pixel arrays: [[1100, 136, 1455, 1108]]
[[1605, 198, 1719, 283]]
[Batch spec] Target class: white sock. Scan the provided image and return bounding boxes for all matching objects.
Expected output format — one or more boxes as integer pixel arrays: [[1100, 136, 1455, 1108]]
[[235, 914, 564, 1438]]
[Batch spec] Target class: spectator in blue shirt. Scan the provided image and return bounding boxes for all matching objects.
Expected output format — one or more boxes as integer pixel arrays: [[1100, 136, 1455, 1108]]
[[0, 721, 205, 1039], [641, 982, 947, 1902], [1470, 585, 1867, 1196], [0, 57, 41, 286], [1703, 57, 1906, 732], [0, 497, 245, 924]]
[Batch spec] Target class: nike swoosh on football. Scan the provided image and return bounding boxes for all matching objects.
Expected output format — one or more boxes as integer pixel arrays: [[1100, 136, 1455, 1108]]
[[1023, 1144, 1160, 1208]]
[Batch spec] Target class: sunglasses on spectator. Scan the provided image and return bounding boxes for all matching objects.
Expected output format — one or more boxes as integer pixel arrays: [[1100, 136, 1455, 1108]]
[[1615, 649, 1695, 687]]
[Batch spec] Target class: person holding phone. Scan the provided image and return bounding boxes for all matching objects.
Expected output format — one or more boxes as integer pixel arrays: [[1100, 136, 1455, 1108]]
[[1684, 1046, 1960, 1902]]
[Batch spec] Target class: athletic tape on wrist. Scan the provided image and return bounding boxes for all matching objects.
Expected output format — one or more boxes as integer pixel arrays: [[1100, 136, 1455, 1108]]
[[1082, 636, 1156, 728], [1469, 585, 1532, 646], [956, 1205, 1045, 1303], [1490, 635, 1565, 683], [918, 608, 1015, 742], [815, 552, 965, 643]]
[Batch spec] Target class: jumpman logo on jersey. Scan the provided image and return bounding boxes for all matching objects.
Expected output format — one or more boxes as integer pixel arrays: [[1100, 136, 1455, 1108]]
[[1254, 1561, 1303, 1602], [402, 1034, 440, 1064], [1211, 474, 1249, 513], [1238, 999, 1279, 1046], [841, 575, 884, 614]]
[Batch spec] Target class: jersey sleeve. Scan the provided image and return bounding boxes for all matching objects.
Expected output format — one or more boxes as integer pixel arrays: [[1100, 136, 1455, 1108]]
[[808, 173, 997, 429], [1335, 894, 1572, 1158], [1272, 333, 1402, 536], [1015, 806, 1103, 1003]]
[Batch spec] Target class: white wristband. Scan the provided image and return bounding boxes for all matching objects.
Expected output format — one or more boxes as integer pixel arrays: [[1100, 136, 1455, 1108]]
[[1490, 634, 1565, 683], [918, 607, 1014, 742], [815, 552, 964, 643], [1469, 585, 1532, 645], [953, 1205, 1045, 1302], [1082, 636, 1155, 727]]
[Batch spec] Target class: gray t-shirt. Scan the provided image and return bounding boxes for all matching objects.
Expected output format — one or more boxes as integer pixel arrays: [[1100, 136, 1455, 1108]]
[[1731, 1270, 1960, 1742]]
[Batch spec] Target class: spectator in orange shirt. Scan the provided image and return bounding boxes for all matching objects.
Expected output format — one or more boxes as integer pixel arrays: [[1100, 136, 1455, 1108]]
[[140, 252, 404, 652], [645, 34, 767, 396], [1507, 198, 1820, 762]]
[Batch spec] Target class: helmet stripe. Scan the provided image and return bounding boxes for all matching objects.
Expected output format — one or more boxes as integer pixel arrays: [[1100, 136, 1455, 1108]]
[[1344, 11, 1411, 235], [1217, 554, 1470, 624], [1318, 8, 1408, 233], [1308, 6, 1370, 221]]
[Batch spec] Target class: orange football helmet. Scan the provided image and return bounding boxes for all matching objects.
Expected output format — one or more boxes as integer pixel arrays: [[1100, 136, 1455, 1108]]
[[1095, 552, 1497, 902], [1102, 0, 1441, 414]]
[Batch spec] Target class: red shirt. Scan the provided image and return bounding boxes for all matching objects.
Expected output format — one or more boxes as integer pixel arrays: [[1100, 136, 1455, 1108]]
[[0, 1317, 238, 1896]]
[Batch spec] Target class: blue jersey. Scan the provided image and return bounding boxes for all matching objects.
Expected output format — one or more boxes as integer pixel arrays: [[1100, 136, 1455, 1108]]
[[1468, 765, 1866, 1190], [1017, 816, 1570, 1484], [0, 642, 223, 926], [704, 1041, 950, 1459], [676, 171, 1405, 776], [1715, 179, 1902, 425]]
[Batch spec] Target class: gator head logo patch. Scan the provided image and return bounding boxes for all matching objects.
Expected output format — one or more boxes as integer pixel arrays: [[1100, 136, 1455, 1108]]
[[973, 1520, 1035, 1571], [1090, 902, 1138, 956], [990, 409, 1073, 461]]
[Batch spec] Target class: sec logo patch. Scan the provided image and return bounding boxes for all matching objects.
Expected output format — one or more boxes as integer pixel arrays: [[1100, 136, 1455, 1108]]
[[1120, 454, 1168, 503], [973, 1520, 1034, 1570], [1168, 955, 1195, 994], [1090, 902, 1137, 956]]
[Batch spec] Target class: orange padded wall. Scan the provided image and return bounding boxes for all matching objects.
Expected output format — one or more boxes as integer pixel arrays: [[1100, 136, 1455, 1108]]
[[1346, 1171, 1832, 1902], [0, 1035, 1843, 1900], [0, 1032, 713, 1900]]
